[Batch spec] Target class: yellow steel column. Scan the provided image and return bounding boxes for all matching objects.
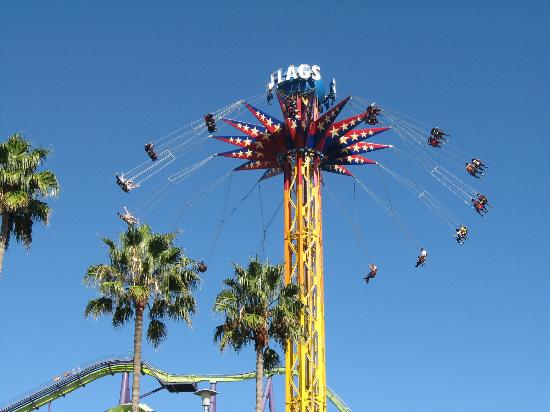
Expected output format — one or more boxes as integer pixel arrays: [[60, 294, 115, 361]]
[[285, 145, 326, 412]]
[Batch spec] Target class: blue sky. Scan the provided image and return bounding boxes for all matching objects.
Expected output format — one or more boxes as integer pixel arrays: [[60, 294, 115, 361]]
[[0, 1, 549, 411]]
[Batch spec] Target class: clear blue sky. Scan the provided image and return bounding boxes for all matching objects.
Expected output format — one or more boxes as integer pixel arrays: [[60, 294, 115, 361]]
[[1, 1, 549, 411]]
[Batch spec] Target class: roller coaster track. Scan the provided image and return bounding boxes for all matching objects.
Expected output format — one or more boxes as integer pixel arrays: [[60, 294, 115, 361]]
[[0, 357, 351, 412]]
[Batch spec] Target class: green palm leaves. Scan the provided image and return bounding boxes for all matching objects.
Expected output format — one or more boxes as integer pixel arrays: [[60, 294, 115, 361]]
[[0, 133, 59, 272], [84, 224, 201, 347], [213, 256, 304, 411]]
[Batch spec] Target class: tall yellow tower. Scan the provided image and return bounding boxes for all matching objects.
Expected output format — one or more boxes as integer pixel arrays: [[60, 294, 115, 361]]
[[215, 74, 391, 411]]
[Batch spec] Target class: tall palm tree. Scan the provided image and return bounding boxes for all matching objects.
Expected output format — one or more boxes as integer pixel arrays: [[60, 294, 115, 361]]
[[213, 256, 304, 412], [84, 224, 201, 412], [0, 133, 59, 273]]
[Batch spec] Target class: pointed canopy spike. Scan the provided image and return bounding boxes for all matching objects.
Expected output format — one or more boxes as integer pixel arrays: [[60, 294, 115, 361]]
[[217, 148, 273, 161], [335, 142, 393, 156], [260, 167, 284, 181], [327, 126, 390, 152], [223, 118, 267, 138], [234, 160, 279, 171], [321, 164, 354, 177], [211, 135, 256, 148], [243, 102, 284, 134], [317, 96, 351, 127], [325, 154, 377, 166], [313, 96, 352, 150]]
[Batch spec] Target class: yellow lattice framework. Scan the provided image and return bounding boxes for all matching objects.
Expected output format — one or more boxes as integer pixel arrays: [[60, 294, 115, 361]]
[[284, 148, 326, 412]]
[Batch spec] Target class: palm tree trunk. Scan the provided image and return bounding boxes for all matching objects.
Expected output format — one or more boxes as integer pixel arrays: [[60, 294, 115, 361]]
[[255, 348, 264, 412], [0, 214, 10, 274], [132, 302, 145, 412]]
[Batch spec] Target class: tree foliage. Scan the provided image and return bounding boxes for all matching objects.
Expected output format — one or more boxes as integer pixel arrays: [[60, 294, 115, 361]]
[[213, 256, 304, 370], [0, 133, 59, 271], [84, 224, 201, 347]]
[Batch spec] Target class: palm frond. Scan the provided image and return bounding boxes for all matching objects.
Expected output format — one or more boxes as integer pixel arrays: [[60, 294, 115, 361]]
[[263, 347, 281, 372], [112, 301, 134, 328], [213, 256, 304, 359], [0, 133, 58, 251], [146, 319, 167, 348], [85, 297, 114, 319]]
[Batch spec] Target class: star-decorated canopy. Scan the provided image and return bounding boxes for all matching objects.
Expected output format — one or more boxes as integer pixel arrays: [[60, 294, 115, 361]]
[[212, 92, 392, 179]]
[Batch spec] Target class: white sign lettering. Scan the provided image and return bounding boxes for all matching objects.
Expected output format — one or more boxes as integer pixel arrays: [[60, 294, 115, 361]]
[[268, 64, 321, 90]]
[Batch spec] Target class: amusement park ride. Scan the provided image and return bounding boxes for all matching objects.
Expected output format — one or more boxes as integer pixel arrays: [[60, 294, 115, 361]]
[[1, 64, 491, 412], [213, 65, 391, 412]]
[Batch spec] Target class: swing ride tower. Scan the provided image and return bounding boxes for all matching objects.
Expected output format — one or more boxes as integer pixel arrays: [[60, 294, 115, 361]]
[[282, 94, 326, 412], [213, 65, 392, 412]]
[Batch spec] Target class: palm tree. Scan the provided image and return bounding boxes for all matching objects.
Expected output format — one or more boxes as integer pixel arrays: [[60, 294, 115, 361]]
[[213, 256, 304, 412], [0, 133, 59, 273], [84, 224, 201, 412]]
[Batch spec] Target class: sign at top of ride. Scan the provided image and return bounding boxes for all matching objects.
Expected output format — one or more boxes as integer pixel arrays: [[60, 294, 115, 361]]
[[269, 64, 325, 99]]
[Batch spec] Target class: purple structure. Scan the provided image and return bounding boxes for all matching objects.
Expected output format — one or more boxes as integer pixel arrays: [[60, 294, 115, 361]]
[[208, 382, 217, 412], [118, 372, 131, 404], [262, 377, 275, 412]]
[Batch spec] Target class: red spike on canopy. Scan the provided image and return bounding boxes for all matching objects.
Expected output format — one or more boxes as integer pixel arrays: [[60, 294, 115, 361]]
[[331, 127, 391, 149], [234, 160, 279, 171], [260, 167, 284, 180], [327, 155, 377, 165], [339, 142, 393, 155], [223, 119, 268, 138], [217, 149, 274, 161], [321, 164, 354, 177], [243, 103, 284, 134], [211, 136, 256, 148]]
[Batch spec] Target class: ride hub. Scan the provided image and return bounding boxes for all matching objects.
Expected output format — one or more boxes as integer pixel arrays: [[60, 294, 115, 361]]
[[268, 64, 327, 102]]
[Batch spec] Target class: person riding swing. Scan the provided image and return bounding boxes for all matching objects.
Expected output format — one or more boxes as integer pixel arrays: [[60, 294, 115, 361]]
[[415, 248, 428, 267], [466, 162, 483, 178], [455, 225, 468, 244], [428, 136, 443, 148], [118, 206, 139, 226], [472, 198, 488, 216], [115, 174, 139, 193], [472, 158, 486, 171], [204, 113, 217, 133], [363, 264, 378, 284], [144, 142, 158, 161], [365, 104, 382, 125], [430, 127, 448, 141]]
